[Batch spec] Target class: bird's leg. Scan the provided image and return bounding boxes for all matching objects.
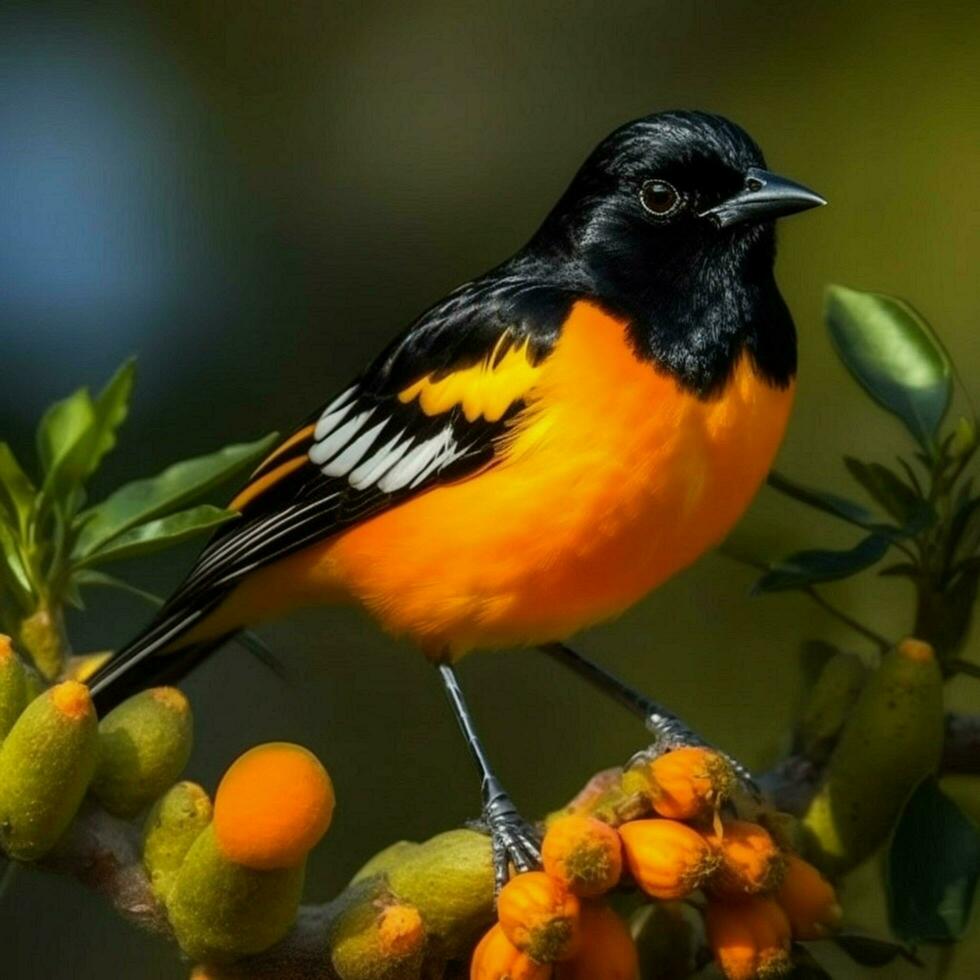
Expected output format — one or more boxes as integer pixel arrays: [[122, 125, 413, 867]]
[[540, 642, 759, 795], [436, 663, 541, 890]]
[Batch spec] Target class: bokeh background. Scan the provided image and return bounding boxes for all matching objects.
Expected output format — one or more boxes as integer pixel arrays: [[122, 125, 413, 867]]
[[1, 1, 979, 976]]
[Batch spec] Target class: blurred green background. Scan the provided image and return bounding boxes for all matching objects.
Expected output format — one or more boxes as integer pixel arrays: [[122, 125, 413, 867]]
[[1, 1, 978, 976]]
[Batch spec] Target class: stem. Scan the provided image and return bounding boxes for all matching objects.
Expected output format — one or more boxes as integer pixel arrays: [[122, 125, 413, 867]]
[[721, 547, 892, 652], [948, 658, 980, 680], [801, 586, 892, 652]]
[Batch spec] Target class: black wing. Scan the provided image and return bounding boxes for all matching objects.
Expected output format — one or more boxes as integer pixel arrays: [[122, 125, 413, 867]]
[[89, 273, 572, 707]]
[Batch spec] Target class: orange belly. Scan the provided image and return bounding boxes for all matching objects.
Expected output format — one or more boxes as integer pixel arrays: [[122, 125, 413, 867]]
[[208, 302, 794, 657]]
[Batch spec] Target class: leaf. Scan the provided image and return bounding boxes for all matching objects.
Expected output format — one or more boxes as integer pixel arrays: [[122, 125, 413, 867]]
[[919, 566, 980, 657], [769, 468, 930, 540], [833, 933, 922, 967], [825, 285, 952, 450], [35, 386, 96, 502], [897, 456, 926, 496], [949, 496, 980, 568], [949, 415, 978, 460], [878, 562, 919, 579], [71, 569, 164, 607], [887, 776, 980, 944], [36, 361, 137, 517], [73, 434, 276, 559], [0, 443, 36, 535], [843, 457, 923, 524], [767, 471, 879, 529], [79, 358, 136, 481], [0, 522, 32, 600], [753, 534, 892, 593], [75, 505, 237, 567]]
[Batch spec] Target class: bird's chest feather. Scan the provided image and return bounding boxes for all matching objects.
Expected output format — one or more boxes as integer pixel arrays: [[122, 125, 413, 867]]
[[321, 302, 794, 651]]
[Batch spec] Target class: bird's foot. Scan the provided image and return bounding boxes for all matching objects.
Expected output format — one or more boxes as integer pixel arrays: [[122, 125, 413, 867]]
[[476, 785, 541, 892], [629, 708, 761, 801]]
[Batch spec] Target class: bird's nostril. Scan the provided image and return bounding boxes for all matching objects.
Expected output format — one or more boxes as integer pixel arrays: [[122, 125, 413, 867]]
[[746, 177, 764, 192]]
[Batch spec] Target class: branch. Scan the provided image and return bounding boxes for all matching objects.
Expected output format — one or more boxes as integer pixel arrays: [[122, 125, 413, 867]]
[[14, 714, 979, 978], [942, 712, 980, 775], [41, 804, 172, 938]]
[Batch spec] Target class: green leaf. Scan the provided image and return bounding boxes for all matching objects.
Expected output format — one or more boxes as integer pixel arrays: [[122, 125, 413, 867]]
[[769, 468, 931, 540], [753, 534, 892, 592], [70, 569, 164, 607], [887, 776, 980, 943], [0, 443, 36, 536], [949, 496, 980, 568], [833, 934, 922, 967], [35, 361, 137, 516], [36, 386, 96, 495], [949, 415, 978, 460], [75, 505, 237, 567], [825, 285, 952, 450], [73, 434, 276, 559], [843, 457, 923, 524], [917, 565, 980, 657], [80, 358, 136, 481], [878, 561, 919, 580], [767, 470, 879, 529], [0, 522, 33, 601], [896, 457, 926, 496]]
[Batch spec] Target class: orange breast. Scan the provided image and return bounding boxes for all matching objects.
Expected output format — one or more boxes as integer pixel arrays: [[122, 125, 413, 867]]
[[216, 301, 794, 657]]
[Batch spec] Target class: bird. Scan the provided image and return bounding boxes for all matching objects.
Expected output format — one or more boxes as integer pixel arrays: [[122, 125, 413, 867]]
[[89, 110, 825, 886]]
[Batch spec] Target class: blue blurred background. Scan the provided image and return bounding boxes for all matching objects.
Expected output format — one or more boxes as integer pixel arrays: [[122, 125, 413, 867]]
[[1, 1, 978, 976]]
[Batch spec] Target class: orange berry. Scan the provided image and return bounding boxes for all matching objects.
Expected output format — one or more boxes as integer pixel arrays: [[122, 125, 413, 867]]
[[705, 820, 786, 897], [542, 815, 623, 897], [775, 854, 842, 939], [213, 742, 334, 870], [645, 747, 735, 821], [497, 871, 581, 963], [471, 922, 553, 980], [555, 902, 638, 980], [619, 819, 719, 900], [705, 896, 792, 980]]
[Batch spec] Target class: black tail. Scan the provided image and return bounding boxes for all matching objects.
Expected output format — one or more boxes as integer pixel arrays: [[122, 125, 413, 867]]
[[88, 602, 230, 715]]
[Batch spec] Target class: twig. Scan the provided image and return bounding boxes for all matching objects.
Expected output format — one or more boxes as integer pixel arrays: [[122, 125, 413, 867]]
[[799, 586, 892, 653], [721, 546, 893, 652], [10, 714, 979, 978]]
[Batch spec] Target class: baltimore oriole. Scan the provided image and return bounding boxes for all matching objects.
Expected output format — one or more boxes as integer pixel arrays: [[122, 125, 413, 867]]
[[89, 111, 824, 885]]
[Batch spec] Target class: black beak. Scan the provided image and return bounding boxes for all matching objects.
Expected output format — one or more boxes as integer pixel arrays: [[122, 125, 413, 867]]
[[700, 167, 826, 228]]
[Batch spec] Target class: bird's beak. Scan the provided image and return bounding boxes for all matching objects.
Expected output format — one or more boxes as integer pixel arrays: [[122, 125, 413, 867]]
[[700, 167, 826, 228]]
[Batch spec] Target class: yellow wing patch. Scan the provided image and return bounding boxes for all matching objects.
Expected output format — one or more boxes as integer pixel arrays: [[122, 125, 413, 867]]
[[398, 336, 541, 422]]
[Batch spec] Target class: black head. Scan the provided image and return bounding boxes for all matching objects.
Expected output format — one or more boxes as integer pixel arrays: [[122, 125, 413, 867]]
[[526, 111, 825, 394]]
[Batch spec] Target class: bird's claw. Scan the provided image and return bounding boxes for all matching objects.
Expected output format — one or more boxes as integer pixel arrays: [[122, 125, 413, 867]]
[[631, 711, 762, 801], [480, 792, 541, 892]]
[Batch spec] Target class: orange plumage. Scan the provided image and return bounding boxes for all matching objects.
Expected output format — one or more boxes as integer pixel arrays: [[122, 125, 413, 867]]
[[195, 301, 793, 656]]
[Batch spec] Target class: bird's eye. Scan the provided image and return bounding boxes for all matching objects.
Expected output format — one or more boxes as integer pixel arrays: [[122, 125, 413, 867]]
[[639, 179, 683, 219]]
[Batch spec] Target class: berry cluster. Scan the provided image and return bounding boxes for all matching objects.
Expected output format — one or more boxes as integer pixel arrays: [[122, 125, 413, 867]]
[[471, 747, 841, 980]]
